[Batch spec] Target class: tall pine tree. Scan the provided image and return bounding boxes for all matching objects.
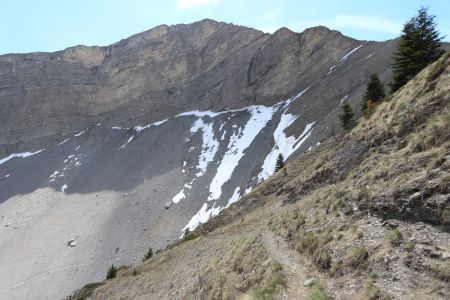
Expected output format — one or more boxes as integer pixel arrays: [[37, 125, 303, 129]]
[[274, 153, 285, 173], [362, 74, 385, 112], [390, 7, 444, 93]]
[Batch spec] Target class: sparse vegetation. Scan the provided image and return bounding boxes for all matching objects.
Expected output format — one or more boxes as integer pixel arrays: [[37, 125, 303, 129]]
[[68, 52, 450, 300], [274, 153, 285, 173], [106, 264, 118, 280], [66, 282, 105, 300], [386, 228, 403, 246], [432, 260, 450, 282], [250, 261, 287, 300], [339, 100, 354, 130], [306, 279, 331, 300], [404, 241, 415, 252], [349, 246, 369, 268], [364, 279, 390, 299], [142, 247, 153, 262]]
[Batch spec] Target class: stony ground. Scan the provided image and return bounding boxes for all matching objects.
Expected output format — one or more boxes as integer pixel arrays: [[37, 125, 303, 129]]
[[68, 53, 450, 299]]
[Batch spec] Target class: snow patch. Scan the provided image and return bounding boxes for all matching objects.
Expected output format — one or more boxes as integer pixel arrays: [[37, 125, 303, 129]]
[[259, 117, 315, 181], [118, 119, 167, 150], [244, 186, 252, 195], [61, 184, 68, 192], [58, 138, 70, 146], [282, 87, 311, 109], [327, 44, 365, 75], [208, 105, 275, 201], [226, 187, 241, 207], [172, 190, 186, 204], [190, 118, 219, 177], [0, 149, 45, 166], [183, 203, 222, 231], [75, 130, 86, 137]]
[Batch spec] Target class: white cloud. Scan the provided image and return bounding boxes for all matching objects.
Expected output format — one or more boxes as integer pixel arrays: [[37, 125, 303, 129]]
[[177, 0, 220, 9]]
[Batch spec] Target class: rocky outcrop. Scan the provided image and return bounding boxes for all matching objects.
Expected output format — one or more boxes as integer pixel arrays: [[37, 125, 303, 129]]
[[0, 19, 395, 155]]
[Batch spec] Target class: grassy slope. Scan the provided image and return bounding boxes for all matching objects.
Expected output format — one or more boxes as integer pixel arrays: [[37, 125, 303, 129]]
[[69, 52, 450, 300]]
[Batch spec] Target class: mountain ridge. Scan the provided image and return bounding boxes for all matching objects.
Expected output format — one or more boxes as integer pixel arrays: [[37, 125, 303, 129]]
[[0, 19, 375, 155]]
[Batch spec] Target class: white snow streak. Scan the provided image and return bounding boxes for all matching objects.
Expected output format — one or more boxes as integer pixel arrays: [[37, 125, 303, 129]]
[[190, 119, 220, 177], [258, 115, 315, 181], [207, 105, 275, 201], [74, 130, 86, 137], [172, 190, 186, 204], [58, 139, 70, 146], [119, 119, 167, 150], [182, 203, 221, 231], [0, 150, 45, 166], [226, 187, 241, 207], [327, 44, 365, 75], [61, 184, 68, 192]]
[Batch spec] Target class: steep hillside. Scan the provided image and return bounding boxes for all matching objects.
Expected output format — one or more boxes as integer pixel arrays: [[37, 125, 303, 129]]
[[70, 52, 450, 299], [0, 20, 399, 300]]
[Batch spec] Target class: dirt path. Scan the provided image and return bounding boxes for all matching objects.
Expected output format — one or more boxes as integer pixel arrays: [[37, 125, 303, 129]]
[[261, 230, 311, 300]]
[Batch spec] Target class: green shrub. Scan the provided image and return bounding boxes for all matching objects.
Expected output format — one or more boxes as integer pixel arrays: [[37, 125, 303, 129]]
[[306, 280, 331, 300], [436, 260, 450, 282], [106, 264, 118, 280], [365, 279, 389, 299], [404, 241, 415, 252], [350, 247, 369, 268], [143, 247, 153, 262], [386, 228, 403, 246]]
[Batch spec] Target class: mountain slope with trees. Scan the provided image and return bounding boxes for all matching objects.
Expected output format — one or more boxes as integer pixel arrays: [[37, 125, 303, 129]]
[[70, 50, 450, 300]]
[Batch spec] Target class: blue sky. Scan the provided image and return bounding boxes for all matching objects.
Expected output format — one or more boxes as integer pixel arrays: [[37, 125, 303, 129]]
[[1, 0, 449, 54]]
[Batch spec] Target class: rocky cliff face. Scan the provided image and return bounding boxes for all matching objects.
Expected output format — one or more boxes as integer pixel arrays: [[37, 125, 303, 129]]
[[0, 19, 395, 154], [0, 19, 399, 300]]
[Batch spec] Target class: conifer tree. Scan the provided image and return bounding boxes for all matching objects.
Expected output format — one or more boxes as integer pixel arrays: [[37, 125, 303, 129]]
[[362, 74, 385, 113], [274, 153, 285, 173], [390, 7, 444, 93], [106, 264, 117, 280], [339, 100, 354, 130], [142, 247, 153, 262]]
